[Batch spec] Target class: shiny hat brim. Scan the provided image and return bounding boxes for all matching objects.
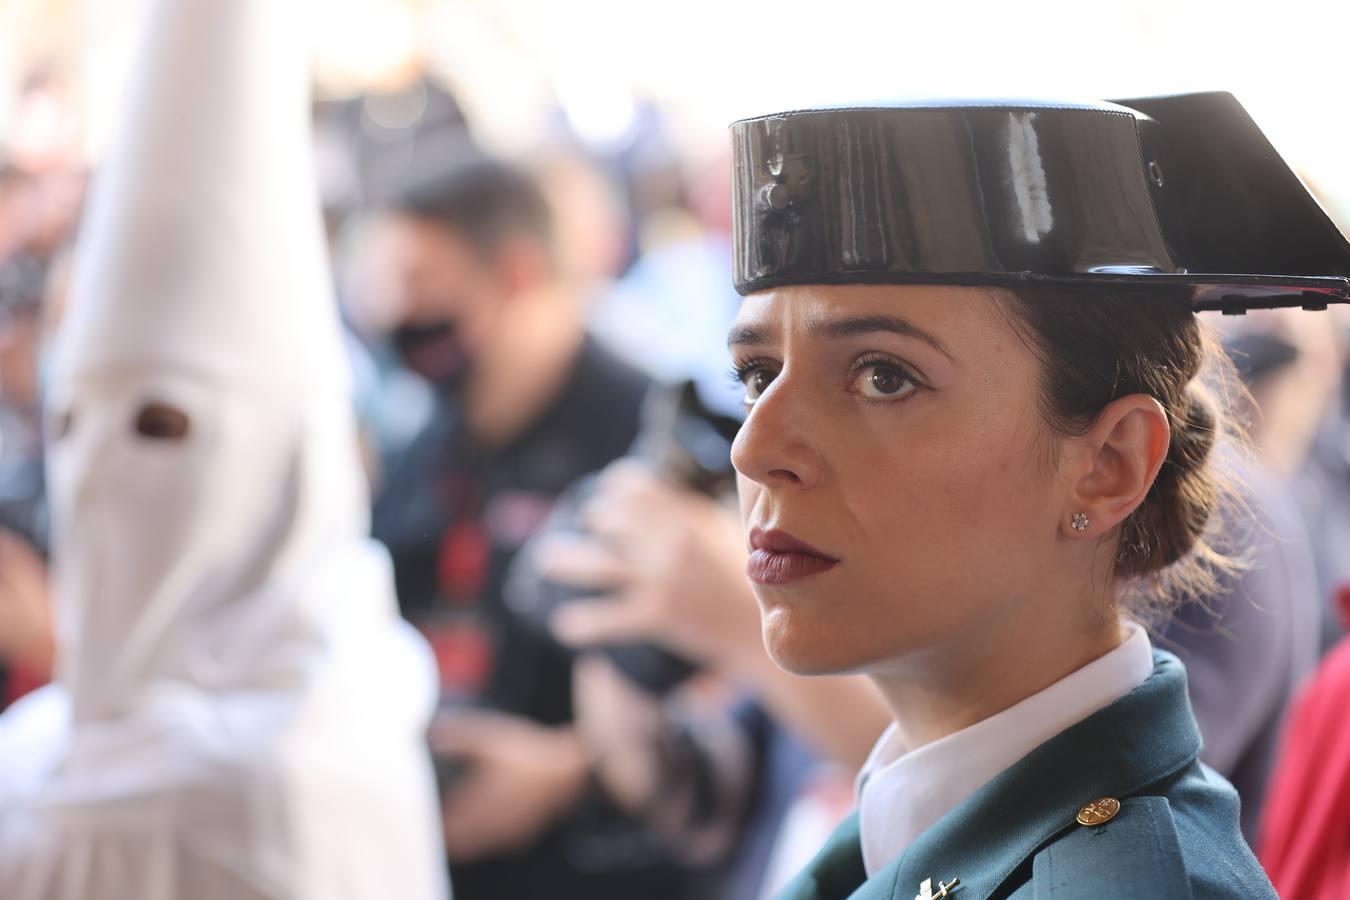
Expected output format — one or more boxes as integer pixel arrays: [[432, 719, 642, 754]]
[[729, 94, 1349, 313]]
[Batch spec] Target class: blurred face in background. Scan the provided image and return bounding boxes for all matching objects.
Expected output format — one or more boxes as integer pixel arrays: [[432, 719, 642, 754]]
[[729, 284, 1068, 677], [364, 214, 509, 390]]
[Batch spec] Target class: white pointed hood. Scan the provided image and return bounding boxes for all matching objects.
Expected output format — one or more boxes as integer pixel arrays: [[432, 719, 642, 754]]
[[47, 0, 366, 718], [0, 2, 448, 897], [56, 0, 347, 397]]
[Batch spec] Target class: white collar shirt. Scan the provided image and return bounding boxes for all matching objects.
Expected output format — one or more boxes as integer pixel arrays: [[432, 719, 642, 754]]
[[858, 622, 1155, 876]]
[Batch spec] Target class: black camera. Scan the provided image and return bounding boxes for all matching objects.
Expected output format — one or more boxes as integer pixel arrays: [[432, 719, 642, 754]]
[[506, 380, 742, 695]]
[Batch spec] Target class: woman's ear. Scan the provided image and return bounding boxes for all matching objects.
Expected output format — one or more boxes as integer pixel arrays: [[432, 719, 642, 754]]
[[1063, 394, 1170, 537]]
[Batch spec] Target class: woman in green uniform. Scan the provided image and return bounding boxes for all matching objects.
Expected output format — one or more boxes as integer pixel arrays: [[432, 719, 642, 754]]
[[725, 93, 1348, 899]]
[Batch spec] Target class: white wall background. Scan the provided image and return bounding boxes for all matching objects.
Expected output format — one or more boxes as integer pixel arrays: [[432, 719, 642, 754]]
[[1, 0, 1346, 222]]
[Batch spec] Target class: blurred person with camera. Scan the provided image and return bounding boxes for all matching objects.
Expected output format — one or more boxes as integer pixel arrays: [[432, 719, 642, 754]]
[[364, 150, 699, 899]]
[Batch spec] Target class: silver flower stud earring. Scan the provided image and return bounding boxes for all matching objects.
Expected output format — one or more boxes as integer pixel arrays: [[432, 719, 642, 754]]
[[1071, 512, 1090, 533]]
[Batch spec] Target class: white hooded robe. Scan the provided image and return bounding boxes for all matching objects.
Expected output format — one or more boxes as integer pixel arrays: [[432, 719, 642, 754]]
[[0, 2, 449, 897]]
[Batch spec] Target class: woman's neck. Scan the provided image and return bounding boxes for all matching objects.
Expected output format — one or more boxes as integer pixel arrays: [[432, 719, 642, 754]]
[[866, 588, 1126, 751]]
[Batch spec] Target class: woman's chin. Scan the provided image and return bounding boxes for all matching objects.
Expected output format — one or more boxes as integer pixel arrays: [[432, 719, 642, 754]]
[[767, 646, 846, 676], [761, 609, 871, 676]]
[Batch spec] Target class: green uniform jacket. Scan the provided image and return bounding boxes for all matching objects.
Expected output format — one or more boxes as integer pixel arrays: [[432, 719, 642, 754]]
[[778, 652, 1277, 899]]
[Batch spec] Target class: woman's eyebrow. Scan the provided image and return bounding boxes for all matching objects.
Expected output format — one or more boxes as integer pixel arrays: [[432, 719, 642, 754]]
[[727, 323, 770, 348], [806, 313, 954, 361]]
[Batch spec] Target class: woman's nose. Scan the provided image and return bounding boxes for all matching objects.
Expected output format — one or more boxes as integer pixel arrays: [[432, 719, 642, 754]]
[[730, 377, 823, 490]]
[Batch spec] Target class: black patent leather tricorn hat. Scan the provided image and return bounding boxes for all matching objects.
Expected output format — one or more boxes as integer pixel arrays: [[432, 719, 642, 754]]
[[730, 92, 1349, 313]]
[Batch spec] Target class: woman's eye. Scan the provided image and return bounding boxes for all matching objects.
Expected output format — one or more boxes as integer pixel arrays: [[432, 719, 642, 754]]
[[853, 364, 917, 400], [738, 366, 778, 405]]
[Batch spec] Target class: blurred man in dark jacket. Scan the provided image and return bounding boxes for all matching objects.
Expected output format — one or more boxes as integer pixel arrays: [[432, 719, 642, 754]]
[[368, 152, 693, 900]]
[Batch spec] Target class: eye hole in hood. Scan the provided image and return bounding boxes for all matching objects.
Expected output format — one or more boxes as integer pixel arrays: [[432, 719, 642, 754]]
[[135, 402, 191, 441]]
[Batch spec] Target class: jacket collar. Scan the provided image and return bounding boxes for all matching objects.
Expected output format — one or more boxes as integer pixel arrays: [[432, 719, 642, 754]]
[[785, 651, 1201, 900], [878, 650, 1201, 899]]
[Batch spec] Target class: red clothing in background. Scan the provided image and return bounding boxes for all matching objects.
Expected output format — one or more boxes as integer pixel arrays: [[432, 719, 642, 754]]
[[2, 662, 47, 709], [1258, 586, 1350, 899]]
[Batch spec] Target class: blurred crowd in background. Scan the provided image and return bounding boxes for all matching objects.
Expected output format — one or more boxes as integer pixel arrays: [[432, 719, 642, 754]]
[[1, 1, 1349, 897]]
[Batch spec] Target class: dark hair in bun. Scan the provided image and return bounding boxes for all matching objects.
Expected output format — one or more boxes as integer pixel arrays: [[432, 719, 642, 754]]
[[999, 285, 1245, 619]]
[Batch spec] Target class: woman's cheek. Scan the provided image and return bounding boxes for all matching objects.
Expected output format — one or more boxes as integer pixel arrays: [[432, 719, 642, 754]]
[[735, 474, 761, 524]]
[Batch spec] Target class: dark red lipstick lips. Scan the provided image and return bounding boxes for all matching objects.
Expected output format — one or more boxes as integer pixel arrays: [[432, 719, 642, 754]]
[[747, 528, 840, 586]]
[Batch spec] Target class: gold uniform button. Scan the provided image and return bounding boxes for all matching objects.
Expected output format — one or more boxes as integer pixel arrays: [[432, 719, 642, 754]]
[[1076, 797, 1121, 827]]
